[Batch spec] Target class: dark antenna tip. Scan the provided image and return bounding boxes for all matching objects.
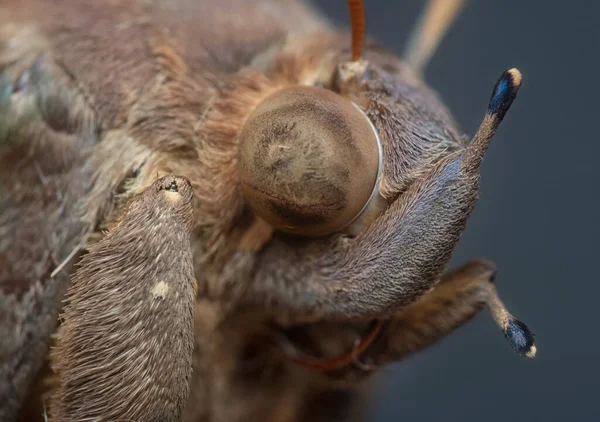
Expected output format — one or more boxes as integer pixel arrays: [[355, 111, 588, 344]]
[[347, 0, 366, 62], [503, 318, 537, 359], [462, 68, 523, 173], [488, 68, 523, 120], [486, 282, 537, 359]]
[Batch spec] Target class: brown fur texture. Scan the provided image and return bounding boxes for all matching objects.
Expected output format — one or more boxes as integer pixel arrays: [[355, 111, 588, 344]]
[[0, 1, 533, 421], [0, 45, 99, 420], [50, 175, 196, 421]]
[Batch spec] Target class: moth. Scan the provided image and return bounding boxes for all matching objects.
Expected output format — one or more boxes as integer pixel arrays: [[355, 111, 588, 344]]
[[0, 0, 537, 421]]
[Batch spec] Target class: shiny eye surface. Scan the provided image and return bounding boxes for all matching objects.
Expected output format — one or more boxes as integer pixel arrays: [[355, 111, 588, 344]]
[[238, 86, 382, 237]]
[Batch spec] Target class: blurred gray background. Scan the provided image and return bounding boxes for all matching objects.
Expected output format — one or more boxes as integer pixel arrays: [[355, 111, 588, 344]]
[[311, 1, 598, 421]]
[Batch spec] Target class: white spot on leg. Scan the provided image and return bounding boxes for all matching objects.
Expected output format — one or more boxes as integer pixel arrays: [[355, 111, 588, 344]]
[[151, 281, 169, 299]]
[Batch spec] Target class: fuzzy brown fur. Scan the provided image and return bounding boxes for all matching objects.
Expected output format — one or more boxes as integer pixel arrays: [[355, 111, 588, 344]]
[[50, 176, 196, 421], [0, 1, 532, 421]]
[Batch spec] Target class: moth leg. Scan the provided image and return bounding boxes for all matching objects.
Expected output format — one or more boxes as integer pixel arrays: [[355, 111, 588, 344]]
[[404, 0, 467, 72], [277, 260, 535, 384], [242, 70, 522, 324], [246, 149, 473, 323], [379, 260, 536, 360], [50, 176, 196, 422], [332, 260, 535, 382]]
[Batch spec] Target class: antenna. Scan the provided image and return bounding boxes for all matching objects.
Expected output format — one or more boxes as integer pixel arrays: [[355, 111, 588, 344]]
[[347, 0, 366, 61], [462, 68, 523, 174], [404, 0, 466, 72]]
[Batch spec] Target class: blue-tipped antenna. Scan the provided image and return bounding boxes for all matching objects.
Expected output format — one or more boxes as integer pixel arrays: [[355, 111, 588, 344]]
[[487, 283, 537, 359], [488, 68, 523, 120], [504, 319, 537, 358], [462, 68, 523, 173]]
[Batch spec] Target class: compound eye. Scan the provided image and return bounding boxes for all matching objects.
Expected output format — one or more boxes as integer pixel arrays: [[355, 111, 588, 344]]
[[238, 86, 382, 237]]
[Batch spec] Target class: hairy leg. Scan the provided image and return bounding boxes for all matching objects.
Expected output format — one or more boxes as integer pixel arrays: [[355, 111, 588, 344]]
[[248, 150, 473, 324], [277, 260, 535, 384], [50, 176, 196, 422], [352, 260, 535, 370]]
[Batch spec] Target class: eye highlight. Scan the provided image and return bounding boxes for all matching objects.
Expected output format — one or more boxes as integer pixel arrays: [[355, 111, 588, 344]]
[[238, 86, 382, 237]]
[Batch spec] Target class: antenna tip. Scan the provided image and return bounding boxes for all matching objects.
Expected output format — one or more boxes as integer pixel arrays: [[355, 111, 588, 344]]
[[506, 68, 523, 86], [488, 68, 523, 119], [503, 318, 537, 358]]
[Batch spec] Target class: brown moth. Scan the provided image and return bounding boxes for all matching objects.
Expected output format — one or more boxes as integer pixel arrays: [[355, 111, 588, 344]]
[[0, 0, 536, 421]]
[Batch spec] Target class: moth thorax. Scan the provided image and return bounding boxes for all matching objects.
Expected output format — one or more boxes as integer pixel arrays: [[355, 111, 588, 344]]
[[238, 86, 382, 237]]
